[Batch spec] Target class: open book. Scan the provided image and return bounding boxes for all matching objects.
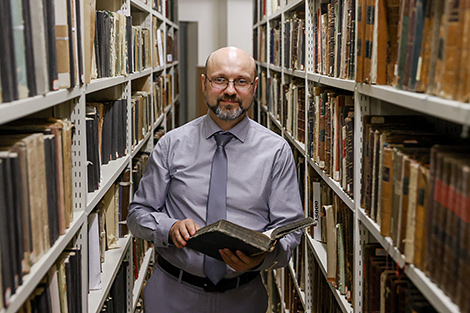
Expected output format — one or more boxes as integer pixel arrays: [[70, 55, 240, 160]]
[[186, 217, 316, 261]]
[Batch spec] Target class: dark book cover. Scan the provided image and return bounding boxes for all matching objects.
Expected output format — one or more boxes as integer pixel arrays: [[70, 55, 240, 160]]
[[22, 0, 36, 97], [66, 0, 75, 87], [0, 0, 18, 102], [186, 217, 315, 261], [0, 159, 16, 306], [74, 0, 83, 84], [44, 135, 60, 246], [43, 0, 58, 91]]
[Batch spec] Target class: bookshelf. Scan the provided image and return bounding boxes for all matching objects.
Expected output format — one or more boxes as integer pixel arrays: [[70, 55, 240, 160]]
[[254, 0, 470, 312], [0, 0, 178, 312]]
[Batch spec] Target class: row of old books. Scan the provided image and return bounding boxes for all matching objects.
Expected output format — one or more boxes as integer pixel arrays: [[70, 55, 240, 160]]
[[153, 76, 168, 119], [307, 248, 344, 313], [16, 247, 82, 313], [269, 20, 281, 67], [166, 28, 178, 63], [132, 152, 151, 194], [165, 0, 177, 21], [131, 92, 152, 148], [88, 170, 131, 291], [1, 0, 83, 103], [282, 269, 306, 312], [267, 72, 280, 118], [311, 0, 355, 79], [308, 88, 354, 197], [0, 118, 74, 308], [94, 11, 131, 79], [132, 237, 152, 282], [360, 114, 470, 310], [362, 244, 437, 313], [291, 237, 306, 295], [86, 99, 128, 193], [284, 12, 306, 71], [259, 25, 267, 63], [100, 260, 129, 313], [260, 0, 282, 20], [153, 19, 165, 68], [306, 175, 355, 304], [283, 79, 306, 144], [357, 0, 470, 103]]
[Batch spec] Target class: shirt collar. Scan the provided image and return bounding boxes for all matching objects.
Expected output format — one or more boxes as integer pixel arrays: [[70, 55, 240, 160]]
[[203, 112, 250, 143]]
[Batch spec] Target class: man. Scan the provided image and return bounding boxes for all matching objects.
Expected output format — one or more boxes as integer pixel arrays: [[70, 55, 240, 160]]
[[127, 46, 303, 313]]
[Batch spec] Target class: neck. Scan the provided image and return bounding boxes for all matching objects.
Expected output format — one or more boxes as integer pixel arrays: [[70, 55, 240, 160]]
[[209, 111, 246, 131]]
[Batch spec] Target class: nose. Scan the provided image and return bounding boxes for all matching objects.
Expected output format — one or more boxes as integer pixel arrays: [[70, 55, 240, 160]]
[[224, 81, 237, 94]]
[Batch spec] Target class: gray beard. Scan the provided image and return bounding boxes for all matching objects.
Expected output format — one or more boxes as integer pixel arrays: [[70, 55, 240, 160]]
[[208, 100, 246, 121]]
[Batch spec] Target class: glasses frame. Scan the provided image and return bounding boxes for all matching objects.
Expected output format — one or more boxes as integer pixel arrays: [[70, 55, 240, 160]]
[[204, 74, 255, 91]]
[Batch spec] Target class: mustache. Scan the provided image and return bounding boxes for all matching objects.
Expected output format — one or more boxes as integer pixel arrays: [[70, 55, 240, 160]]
[[218, 95, 242, 103]]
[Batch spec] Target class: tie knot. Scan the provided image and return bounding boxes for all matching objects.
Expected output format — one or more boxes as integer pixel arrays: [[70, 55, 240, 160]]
[[214, 132, 233, 147]]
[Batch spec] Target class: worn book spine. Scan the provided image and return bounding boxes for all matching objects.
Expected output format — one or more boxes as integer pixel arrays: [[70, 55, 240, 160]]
[[394, 0, 411, 88], [380, 146, 394, 237], [364, 0, 375, 82], [29, 0, 49, 94], [455, 164, 470, 309], [412, 163, 429, 270], [405, 160, 419, 263], [398, 154, 411, 252], [371, 0, 387, 84], [402, 0, 418, 90], [11, 0, 29, 99], [435, 0, 465, 99], [413, 0, 434, 92], [325, 204, 337, 283], [407, 0, 428, 91], [455, 0, 470, 102], [440, 156, 463, 298], [385, 0, 401, 85]]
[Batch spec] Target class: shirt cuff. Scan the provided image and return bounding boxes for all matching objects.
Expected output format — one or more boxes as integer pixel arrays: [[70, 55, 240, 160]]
[[153, 214, 179, 248], [252, 243, 279, 271]]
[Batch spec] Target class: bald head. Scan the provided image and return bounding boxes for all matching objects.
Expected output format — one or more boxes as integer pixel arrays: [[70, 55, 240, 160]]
[[205, 46, 256, 79]]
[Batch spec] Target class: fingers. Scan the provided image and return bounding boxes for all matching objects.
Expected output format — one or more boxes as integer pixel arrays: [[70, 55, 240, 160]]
[[219, 249, 266, 272], [169, 219, 199, 249]]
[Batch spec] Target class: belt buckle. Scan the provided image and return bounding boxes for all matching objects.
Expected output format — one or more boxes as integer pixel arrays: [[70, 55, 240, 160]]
[[202, 281, 224, 293]]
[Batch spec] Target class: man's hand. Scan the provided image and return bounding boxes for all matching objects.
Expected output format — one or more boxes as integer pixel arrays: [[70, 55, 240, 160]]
[[169, 219, 199, 248], [219, 249, 266, 272]]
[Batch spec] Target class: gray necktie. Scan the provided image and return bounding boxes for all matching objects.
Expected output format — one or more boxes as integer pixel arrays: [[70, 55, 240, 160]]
[[204, 131, 233, 285]]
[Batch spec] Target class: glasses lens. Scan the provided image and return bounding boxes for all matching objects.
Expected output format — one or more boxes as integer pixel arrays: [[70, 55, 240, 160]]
[[209, 77, 252, 90]]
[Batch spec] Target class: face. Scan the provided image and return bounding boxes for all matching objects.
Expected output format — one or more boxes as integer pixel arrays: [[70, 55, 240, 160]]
[[202, 48, 258, 121]]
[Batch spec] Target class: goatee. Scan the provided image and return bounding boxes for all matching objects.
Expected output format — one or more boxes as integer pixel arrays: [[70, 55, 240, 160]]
[[208, 96, 246, 121]]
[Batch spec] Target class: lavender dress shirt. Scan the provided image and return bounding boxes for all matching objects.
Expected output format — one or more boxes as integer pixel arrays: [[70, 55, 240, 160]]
[[127, 113, 304, 279]]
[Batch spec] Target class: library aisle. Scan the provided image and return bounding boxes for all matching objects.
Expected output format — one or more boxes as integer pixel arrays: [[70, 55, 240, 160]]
[[0, 0, 178, 312], [3, 0, 470, 312], [254, 0, 470, 312]]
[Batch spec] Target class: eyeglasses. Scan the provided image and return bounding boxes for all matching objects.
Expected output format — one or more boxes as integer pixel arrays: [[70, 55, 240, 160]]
[[205, 75, 254, 91]]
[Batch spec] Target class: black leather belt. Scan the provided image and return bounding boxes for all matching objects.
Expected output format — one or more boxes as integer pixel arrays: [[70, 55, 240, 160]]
[[157, 256, 260, 293]]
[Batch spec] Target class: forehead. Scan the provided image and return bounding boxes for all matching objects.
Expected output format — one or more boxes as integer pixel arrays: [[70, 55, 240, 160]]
[[207, 52, 254, 78]]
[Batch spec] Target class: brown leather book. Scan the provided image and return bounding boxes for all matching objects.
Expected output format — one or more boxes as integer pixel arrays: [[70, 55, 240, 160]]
[[380, 146, 395, 237], [373, 0, 388, 84], [413, 0, 435, 92], [411, 161, 430, 270], [356, 0, 367, 82], [404, 160, 420, 263], [385, 0, 401, 85], [440, 155, 470, 299], [435, 0, 465, 99], [455, 163, 470, 310], [54, 119, 74, 229], [456, 0, 470, 102], [364, 0, 375, 83]]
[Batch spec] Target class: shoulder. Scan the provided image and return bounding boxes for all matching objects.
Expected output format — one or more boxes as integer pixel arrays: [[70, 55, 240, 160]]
[[246, 119, 290, 150], [158, 116, 205, 145]]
